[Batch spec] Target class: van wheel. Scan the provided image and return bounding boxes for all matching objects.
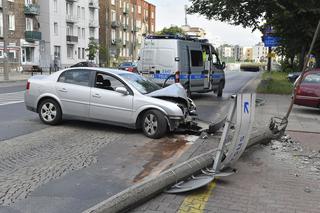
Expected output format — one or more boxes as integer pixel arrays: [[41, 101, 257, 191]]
[[38, 99, 62, 125], [141, 110, 167, 139], [217, 82, 223, 97]]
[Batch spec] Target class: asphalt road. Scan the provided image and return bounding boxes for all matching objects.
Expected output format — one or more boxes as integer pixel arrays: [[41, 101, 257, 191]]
[[0, 71, 258, 141], [0, 70, 259, 213]]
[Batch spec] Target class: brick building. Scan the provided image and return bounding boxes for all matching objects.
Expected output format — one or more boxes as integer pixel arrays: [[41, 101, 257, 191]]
[[99, 0, 155, 67], [0, 0, 42, 72]]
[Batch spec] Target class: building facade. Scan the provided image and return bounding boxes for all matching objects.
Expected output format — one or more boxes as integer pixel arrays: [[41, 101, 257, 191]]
[[0, 0, 42, 71], [99, 0, 155, 67], [253, 42, 268, 63], [39, 0, 99, 69]]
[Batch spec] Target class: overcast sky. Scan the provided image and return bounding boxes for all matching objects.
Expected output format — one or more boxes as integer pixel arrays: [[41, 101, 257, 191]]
[[147, 0, 262, 47]]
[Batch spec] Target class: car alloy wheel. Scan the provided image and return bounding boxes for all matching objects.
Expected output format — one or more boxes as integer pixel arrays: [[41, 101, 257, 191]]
[[144, 113, 158, 136], [41, 102, 57, 122], [142, 110, 167, 139], [38, 99, 62, 125]]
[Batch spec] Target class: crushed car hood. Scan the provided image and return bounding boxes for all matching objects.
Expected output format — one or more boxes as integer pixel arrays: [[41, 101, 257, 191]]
[[147, 83, 188, 101]]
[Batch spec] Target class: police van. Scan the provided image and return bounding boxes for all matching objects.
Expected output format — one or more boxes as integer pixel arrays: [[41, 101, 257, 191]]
[[137, 35, 226, 97]]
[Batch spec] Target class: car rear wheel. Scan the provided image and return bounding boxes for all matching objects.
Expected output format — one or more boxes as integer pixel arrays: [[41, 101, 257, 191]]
[[142, 110, 167, 139], [39, 99, 62, 125]]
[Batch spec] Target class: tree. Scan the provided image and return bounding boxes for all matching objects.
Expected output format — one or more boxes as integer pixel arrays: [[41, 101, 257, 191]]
[[188, 0, 320, 70], [86, 38, 99, 61], [157, 26, 186, 36]]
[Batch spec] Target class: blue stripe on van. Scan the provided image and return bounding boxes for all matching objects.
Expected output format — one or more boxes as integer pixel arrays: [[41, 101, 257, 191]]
[[152, 73, 224, 80]]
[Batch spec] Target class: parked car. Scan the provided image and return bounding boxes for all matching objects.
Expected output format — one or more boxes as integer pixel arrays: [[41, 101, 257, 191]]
[[288, 72, 301, 83], [118, 62, 138, 73], [294, 69, 320, 109], [70, 61, 97, 67], [24, 68, 196, 139]]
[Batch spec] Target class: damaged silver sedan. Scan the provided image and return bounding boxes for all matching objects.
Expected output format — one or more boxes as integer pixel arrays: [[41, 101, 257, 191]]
[[25, 68, 196, 138]]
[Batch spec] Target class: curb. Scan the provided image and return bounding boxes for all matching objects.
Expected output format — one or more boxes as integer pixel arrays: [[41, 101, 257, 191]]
[[83, 127, 278, 213]]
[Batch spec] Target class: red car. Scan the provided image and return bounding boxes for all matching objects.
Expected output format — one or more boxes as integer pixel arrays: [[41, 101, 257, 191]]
[[294, 69, 320, 108]]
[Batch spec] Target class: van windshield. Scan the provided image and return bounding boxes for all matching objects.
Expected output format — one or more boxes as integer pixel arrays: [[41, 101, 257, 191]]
[[119, 73, 161, 94]]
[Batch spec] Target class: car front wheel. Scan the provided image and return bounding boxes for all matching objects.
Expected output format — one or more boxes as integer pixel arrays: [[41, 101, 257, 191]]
[[38, 99, 62, 125], [142, 110, 168, 139]]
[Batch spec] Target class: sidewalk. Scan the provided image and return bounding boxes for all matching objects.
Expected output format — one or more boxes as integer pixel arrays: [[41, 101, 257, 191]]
[[130, 94, 320, 213], [0, 71, 48, 83]]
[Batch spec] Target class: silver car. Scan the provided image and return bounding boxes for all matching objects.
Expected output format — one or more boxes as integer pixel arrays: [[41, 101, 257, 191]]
[[25, 68, 196, 139]]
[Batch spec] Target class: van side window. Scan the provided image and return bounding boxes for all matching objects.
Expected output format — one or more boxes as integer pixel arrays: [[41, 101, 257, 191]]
[[190, 50, 203, 67]]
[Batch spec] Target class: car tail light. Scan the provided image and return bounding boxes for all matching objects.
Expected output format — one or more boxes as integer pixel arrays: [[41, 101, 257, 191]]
[[128, 67, 134, 72], [175, 71, 180, 83], [26, 81, 30, 90]]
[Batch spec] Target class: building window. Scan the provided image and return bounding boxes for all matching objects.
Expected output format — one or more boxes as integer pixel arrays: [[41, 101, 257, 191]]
[[54, 46, 61, 59], [54, 22, 58, 35], [21, 47, 34, 63], [78, 47, 81, 59], [111, 10, 116, 22], [77, 6, 80, 18], [82, 28, 85, 39], [82, 48, 85, 59], [82, 7, 85, 20], [8, 50, 16, 59], [66, 24, 73, 36], [54, 0, 58, 12], [138, 5, 141, 14], [111, 29, 116, 41], [8, 14, 15, 31], [78, 27, 81, 38], [0, 12, 3, 37], [67, 44, 73, 58], [111, 0, 115, 5], [89, 28, 95, 38], [151, 11, 154, 19], [151, 24, 154, 32]]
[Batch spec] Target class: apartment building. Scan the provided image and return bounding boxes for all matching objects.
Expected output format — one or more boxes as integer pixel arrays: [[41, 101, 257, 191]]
[[253, 42, 268, 63], [39, 0, 99, 69], [0, 0, 42, 71], [99, 0, 156, 67]]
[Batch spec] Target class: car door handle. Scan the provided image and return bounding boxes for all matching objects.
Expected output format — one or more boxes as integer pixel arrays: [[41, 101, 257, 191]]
[[92, 94, 101, 98], [58, 88, 67, 92]]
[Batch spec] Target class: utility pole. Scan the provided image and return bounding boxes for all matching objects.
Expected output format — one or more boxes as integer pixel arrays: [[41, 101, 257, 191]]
[[2, 0, 9, 80], [184, 5, 188, 26], [267, 47, 272, 72]]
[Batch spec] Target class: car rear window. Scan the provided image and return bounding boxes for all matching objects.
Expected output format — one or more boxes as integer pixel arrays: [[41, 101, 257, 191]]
[[302, 73, 320, 84]]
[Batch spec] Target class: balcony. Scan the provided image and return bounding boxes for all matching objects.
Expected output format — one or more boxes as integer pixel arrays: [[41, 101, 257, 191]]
[[111, 39, 122, 45], [25, 31, 42, 42], [24, 4, 40, 15], [89, 19, 98, 28], [66, 14, 78, 23], [123, 8, 129, 15], [111, 21, 120, 28], [132, 26, 141, 32], [88, 0, 98, 8], [66, 35, 78, 43], [122, 24, 128, 31]]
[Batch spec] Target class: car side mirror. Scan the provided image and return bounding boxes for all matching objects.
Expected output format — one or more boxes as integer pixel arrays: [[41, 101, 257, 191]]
[[115, 87, 129, 95], [221, 62, 226, 69]]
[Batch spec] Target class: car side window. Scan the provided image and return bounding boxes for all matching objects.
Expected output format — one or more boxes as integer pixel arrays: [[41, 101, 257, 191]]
[[302, 73, 320, 84], [212, 53, 221, 66], [58, 70, 91, 87], [95, 73, 126, 91]]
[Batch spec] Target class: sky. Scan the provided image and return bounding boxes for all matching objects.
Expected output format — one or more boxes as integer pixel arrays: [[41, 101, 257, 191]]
[[147, 0, 262, 47]]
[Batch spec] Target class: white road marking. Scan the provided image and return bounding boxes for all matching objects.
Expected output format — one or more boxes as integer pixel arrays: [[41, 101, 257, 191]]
[[0, 91, 25, 106]]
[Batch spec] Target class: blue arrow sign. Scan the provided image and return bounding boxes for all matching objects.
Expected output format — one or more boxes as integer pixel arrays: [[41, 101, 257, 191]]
[[244, 102, 249, 114]]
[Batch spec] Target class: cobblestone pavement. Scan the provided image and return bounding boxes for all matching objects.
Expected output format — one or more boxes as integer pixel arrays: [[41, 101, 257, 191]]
[[0, 125, 123, 206]]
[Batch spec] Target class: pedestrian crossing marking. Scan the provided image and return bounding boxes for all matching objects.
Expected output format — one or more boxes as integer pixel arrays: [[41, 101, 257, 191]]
[[0, 91, 24, 106]]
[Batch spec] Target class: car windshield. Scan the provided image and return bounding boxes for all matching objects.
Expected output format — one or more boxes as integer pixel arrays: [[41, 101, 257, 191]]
[[119, 73, 161, 94]]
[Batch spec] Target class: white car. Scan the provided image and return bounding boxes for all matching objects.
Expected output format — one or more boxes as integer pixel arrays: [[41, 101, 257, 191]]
[[24, 68, 196, 139]]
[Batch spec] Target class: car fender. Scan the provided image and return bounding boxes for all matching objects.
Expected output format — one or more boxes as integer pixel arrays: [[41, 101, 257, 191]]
[[134, 104, 168, 119], [36, 93, 62, 111]]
